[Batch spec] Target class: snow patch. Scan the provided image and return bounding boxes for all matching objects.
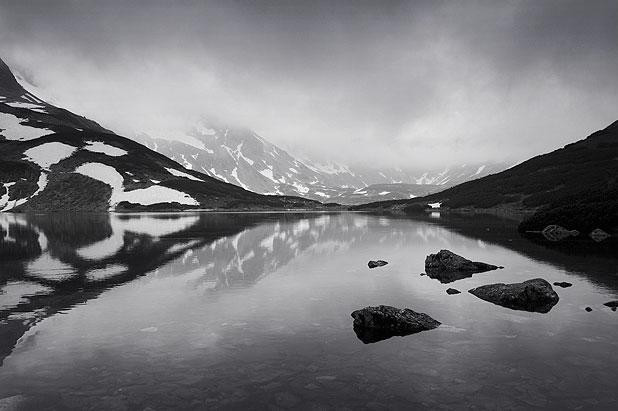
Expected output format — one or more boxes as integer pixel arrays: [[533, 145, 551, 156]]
[[23, 142, 77, 169], [5, 101, 46, 111], [472, 165, 486, 176], [84, 141, 128, 157], [259, 168, 279, 183], [291, 181, 309, 194], [75, 163, 199, 208], [1, 173, 48, 211], [231, 167, 248, 190], [0, 112, 53, 141], [165, 167, 204, 182], [209, 168, 228, 182]]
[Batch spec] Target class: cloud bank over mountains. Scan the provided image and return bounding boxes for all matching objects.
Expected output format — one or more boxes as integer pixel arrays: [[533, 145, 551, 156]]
[[1, 0, 617, 169]]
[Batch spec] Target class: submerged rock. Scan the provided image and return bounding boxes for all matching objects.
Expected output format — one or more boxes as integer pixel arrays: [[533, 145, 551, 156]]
[[351, 305, 440, 344], [553, 282, 573, 288], [368, 260, 388, 269], [468, 278, 559, 313], [585, 307, 593, 312], [446, 288, 461, 295], [424, 249, 499, 283], [589, 228, 610, 242], [541, 225, 579, 242]]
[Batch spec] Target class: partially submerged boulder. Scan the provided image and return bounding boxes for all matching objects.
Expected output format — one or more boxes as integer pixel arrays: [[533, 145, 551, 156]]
[[368, 260, 388, 269], [446, 288, 461, 295], [553, 282, 573, 288], [589, 228, 610, 243], [604, 301, 618, 309], [469, 278, 559, 313], [424, 250, 499, 283], [541, 225, 579, 242], [351, 305, 440, 344]]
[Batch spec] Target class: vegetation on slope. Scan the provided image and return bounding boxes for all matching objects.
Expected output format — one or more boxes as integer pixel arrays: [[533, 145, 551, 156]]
[[352, 120, 618, 234]]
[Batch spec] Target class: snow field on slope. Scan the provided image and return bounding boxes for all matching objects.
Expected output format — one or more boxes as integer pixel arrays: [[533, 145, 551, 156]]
[[84, 141, 128, 157], [23, 142, 77, 169], [0, 112, 53, 141], [75, 162, 199, 208], [165, 167, 204, 182], [0, 173, 48, 211]]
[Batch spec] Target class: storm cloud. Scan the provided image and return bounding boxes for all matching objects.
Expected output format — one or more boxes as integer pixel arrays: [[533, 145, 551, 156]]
[[1, 0, 617, 169]]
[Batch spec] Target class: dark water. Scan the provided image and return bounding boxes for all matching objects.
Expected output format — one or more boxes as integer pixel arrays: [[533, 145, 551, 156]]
[[0, 212, 617, 410]]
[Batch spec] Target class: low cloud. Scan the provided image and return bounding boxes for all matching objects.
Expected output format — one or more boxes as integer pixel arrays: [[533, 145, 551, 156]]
[[1, 0, 616, 169]]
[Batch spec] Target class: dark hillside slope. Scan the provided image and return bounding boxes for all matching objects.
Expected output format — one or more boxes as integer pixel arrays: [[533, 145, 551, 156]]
[[0, 58, 322, 211], [353, 120, 618, 233]]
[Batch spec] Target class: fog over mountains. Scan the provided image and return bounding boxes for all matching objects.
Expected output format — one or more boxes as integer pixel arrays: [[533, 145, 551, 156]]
[[138, 122, 507, 203]]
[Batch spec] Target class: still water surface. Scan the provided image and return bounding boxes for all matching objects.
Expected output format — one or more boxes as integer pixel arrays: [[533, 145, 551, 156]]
[[0, 212, 617, 410]]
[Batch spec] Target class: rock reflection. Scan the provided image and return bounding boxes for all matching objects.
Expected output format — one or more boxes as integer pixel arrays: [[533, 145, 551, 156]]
[[0, 211, 467, 364]]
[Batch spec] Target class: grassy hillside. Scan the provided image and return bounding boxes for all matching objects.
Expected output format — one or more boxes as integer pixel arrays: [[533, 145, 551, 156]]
[[352, 120, 618, 234]]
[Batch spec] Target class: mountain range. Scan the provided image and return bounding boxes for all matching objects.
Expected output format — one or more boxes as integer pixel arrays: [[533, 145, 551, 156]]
[[0, 58, 321, 212], [353, 120, 618, 235], [138, 124, 507, 204]]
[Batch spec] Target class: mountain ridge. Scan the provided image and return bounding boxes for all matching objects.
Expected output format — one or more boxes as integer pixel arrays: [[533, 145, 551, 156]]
[[352, 120, 618, 234], [138, 122, 508, 204], [0, 58, 323, 212]]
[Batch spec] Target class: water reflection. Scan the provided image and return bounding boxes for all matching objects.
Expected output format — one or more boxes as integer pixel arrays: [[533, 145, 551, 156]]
[[0, 212, 617, 409]]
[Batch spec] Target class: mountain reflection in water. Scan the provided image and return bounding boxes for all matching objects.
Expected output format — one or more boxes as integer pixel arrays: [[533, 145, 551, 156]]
[[1, 212, 617, 409]]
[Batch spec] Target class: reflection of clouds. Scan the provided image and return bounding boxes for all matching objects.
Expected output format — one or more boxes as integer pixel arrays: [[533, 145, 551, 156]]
[[413, 225, 453, 247], [378, 217, 391, 226], [313, 215, 330, 228], [305, 240, 350, 254], [292, 219, 310, 236]]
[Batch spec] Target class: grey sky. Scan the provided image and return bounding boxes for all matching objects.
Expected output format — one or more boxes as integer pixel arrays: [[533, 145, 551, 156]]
[[1, 0, 617, 169]]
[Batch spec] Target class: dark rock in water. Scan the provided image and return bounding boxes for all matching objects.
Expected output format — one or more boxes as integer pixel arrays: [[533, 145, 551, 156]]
[[604, 300, 618, 308], [553, 282, 573, 288], [589, 228, 610, 242], [468, 278, 559, 313], [424, 249, 499, 283], [585, 307, 593, 312], [420, 272, 426, 276], [541, 225, 579, 242], [446, 288, 461, 295], [351, 305, 440, 344], [368, 260, 388, 269]]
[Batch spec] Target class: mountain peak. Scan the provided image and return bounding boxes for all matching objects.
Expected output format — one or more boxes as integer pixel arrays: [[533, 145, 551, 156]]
[[0, 57, 26, 97]]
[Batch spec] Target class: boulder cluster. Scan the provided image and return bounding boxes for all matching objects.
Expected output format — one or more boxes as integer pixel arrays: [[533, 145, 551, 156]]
[[351, 249, 602, 344], [354, 249, 611, 344]]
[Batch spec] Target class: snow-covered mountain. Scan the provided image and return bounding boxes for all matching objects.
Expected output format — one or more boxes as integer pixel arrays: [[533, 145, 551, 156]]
[[0, 58, 320, 212], [138, 121, 508, 204]]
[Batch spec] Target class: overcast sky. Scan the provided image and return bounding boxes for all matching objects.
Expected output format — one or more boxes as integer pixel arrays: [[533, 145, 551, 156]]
[[1, 0, 617, 169]]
